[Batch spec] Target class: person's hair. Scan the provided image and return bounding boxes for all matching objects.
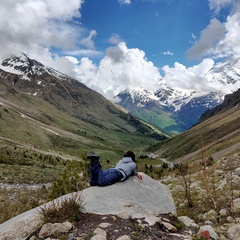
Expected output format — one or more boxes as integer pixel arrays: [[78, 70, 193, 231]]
[[123, 151, 135, 162]]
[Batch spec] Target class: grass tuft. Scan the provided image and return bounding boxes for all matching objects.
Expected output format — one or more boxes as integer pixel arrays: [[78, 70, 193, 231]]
[[38, 193, 85, 223]]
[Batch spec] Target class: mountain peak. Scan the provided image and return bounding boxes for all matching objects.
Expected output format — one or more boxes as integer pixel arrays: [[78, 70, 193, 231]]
[[0, 53, 69, 81], [206, 57, 240, 85]]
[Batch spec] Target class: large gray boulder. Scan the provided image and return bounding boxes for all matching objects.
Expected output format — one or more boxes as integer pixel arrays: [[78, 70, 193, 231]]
[[0, 173, 176, 239], [81, 172, 176, 218]]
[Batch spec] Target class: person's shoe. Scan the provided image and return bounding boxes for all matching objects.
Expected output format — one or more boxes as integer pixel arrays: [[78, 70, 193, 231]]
[[86, 152, 100, 159], [86, 152, 100, 164]]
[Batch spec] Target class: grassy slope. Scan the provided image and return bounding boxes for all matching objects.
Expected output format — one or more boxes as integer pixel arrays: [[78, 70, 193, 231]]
[[148, 105, 240, 162], [0, 77, 162, 161], [131, 107, 179, 135]]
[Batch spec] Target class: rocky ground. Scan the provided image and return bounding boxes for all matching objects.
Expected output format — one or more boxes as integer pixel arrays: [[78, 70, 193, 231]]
[[2, 155, 240, 240], [29, 212, 194, 240]]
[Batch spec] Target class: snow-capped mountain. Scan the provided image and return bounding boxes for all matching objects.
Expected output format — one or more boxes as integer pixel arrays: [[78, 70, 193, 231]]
[[1, 53, 240, 135], [116, 58, 240, 134], [1, 53, 70, 82], [0, 53, 164, 141], [206, 58, 240, 85]]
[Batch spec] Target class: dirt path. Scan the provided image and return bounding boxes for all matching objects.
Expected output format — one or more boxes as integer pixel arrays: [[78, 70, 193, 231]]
[[0, 136, 81, 161]]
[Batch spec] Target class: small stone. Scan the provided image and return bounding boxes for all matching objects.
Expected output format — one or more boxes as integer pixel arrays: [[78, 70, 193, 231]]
[[198, 230, 210, 239], [116, 235, 131, 240], [162, 222, 177, 232], [144, 216, 161, 226], [198, 225, 218, 240], [205, 220, 214, 226], [99, 222, 111, 229], [38, 222, 72, 238], [226, 216, 235, 223], [227, 224, 240, 240], [219, 209, 228, 217], [91, 227, 107, 240]]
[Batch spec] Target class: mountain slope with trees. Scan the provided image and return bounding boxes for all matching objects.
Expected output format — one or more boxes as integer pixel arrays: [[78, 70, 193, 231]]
[[0, 54, 167, 160], [148, 88, 240, 162]]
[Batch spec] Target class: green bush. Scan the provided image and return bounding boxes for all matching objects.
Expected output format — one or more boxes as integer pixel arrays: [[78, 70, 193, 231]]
[[38, 193, 85, 223], [48, 161, 89, 200]]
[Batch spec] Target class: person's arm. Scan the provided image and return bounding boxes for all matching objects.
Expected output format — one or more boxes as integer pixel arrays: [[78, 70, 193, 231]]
[[137, 172, 142, 180], [133, 163, 142, 179]]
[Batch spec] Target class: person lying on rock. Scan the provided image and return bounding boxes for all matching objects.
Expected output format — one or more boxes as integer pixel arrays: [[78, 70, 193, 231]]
[[87, 151, 142, 186]]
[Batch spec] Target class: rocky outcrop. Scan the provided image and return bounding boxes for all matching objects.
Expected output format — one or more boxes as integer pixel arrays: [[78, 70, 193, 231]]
[[2, 169, 240, 239], [81, 172, 176, 218], [0, 173, 176, 239], [199, 88, 240, 122]]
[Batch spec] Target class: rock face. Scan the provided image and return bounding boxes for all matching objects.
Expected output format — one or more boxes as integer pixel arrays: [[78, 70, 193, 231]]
[[81, 172, 176, 218], [0, 173, 176, 239]]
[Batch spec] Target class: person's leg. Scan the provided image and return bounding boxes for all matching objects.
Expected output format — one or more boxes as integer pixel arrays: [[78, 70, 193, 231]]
[[90, 162, 102, 186], [87, 152, 101, 186], [97, 168, 122, 186]]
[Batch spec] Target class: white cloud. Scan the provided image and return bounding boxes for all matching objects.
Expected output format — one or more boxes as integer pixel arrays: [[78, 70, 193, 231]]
[[118, 0, 131, 5], [187, 11, 240, 61], [208, 0, 240, 14], [0, 0, 86, 62], [186, 18, 226, 60], [186, 0, 240, 61], [163, 51, 173, 55], [107, 34, 124, 45], [73, 42, 161, 101], [210, 12, 240, 59], [80, 30, 97, 49], [162, 59, 216, 91], [66, 56, 79, 64], [191, 33, 196, 40], [65, 49, 103, 57]]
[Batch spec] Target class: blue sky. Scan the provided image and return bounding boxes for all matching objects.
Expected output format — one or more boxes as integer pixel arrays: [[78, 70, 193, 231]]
[[0, 0, 240, 100], [80, 0, 212, 68]]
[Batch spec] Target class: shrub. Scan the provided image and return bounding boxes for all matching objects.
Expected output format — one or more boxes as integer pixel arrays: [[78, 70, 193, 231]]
[[38, 193, 85, 223], [48, 162, 89, 200]]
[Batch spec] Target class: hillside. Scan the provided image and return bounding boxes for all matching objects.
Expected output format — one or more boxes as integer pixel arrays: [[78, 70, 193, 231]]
[[117, 88, 223, 134], [199, 88, 240, 122], [0, 54, 167, 160], [147, 88, 240, 162], [0, 54, 168, 224]]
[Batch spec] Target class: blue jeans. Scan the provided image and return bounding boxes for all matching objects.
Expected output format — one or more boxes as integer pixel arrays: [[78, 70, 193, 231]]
[[90, 163, 123, 186]]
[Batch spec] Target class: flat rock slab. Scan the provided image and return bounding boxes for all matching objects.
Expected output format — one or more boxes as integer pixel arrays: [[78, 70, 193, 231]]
[[81, 173, 176, 218], [0, 173, 176, 239]]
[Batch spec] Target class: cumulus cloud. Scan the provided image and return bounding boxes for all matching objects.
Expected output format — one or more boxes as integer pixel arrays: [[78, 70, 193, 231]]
[[186, 18, 226, 59], [162, 59, 216, 91], [73, 42, 162, 101], [210, 13, 240, 59], [208, 0, 240, 14], [187, 10, 240, 61], [107, 34, 124, 45], [187, 0, 240, 61], [80, 30, 97, 49], [0, 0, 87, 62]]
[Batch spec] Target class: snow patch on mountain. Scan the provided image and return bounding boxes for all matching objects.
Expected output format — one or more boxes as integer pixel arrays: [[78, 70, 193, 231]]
[[0, 53, 71, 83], [1, 53, 240, 133], [120, 58, 240, 112], [205, 58, 240, 89]]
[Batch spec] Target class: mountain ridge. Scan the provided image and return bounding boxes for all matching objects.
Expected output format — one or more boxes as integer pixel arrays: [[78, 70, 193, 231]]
[[199, 88, 240, 122], [115, 58, 240, 134], [148, 87, 240, 161], [0, 54, 166, 159]]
